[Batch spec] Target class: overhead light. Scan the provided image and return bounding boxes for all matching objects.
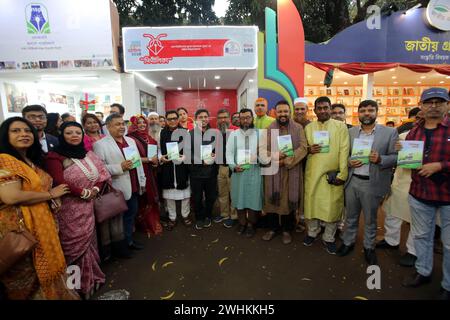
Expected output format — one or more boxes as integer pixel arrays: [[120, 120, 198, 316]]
[[344, 81, 348, 85], [203, 78, 206, 88], [393, 81, 398, 84], [392, 76, 397, 79], [335, 76, 340, 79], [319, 81, 323, 84], [307, 75, 312, 79], [41, 75, 99, 81], [389, 68, 395, 71], [214, 75, 221, 80], [417, 81, 421, 84], [167, 76, 173, 80], [420, 76, 426, 79], [440, 81, 445, 84], [177, 87, 182, 90], [446, 76, 450, 79], [248, 79, 254, 83], [215, 86, 221, 90], [404, 3, 421, 15]]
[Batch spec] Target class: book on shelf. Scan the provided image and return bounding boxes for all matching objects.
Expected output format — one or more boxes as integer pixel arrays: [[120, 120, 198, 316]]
[[337, 89, 343, 96], [344, 89, 350, 96], [386, 98, 392, 106], [319, 89, 325, 95], [326, 89, 332, 96], [354, 89, 361, 96], [308, 89, 314, 95]]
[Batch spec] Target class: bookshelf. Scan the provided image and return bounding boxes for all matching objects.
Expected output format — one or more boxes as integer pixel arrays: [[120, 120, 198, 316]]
[[304, 85, 450, 126]]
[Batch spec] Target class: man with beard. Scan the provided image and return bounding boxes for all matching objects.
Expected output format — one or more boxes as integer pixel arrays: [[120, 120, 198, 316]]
[[293, 97, 311, 128], [304, 97, 349, 255], [216, 109, 239, 227], [337, 100, 398, 265], [231, 112, 240, 127], [226, 108, 267, 237], [147, 112, 161, 144], [262, 101, 308, 244], [254, 98, 275, 129]]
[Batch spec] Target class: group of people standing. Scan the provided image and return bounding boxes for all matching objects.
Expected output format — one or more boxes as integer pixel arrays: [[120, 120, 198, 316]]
[[0, 86, 448, 300]]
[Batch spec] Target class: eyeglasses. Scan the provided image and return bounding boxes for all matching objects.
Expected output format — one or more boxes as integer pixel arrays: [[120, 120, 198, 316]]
[[255, 104, 265, 107], [422, 100, 446, 107], [26, 115, 47, 120], [240, 116, 252, 120], [166, 118, 178, 121]]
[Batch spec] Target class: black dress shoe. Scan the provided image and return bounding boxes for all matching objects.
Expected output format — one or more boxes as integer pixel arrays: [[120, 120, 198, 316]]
[[129, 241, 144, 250], [111, 240, 133, 259], [375, 239, 399, 250], [236, 224, 246, 235], [399, 253, 417, 267], [336, 244, 354, 257], [402, 271, 432, 288], [438, 287, 450, 300], [364, 248, 378, 265]]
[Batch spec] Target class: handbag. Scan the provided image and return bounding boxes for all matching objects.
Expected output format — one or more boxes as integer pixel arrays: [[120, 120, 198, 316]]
[[0, 207, 38, 275], [94, 182, 128, 224]]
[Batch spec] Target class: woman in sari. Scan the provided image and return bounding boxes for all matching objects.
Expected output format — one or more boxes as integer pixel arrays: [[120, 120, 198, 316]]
[[127, 115, 163, 236], [0, 117, 78, 300], [46, 121, 110, 299], [82, 113, 105, 152]]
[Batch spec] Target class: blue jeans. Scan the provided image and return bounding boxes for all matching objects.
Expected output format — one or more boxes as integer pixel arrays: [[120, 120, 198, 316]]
[[123, 193, 139, 246], [409, 195, 450, 291]]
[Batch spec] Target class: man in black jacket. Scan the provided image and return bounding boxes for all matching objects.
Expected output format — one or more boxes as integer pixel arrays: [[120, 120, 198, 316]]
[[189, 109, 220, 230], [22, 104, 59, 153]]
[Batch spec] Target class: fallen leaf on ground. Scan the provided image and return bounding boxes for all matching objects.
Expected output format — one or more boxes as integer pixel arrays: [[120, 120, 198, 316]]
[[162, 262, 174, 268], [190, 234, 198, 237], [301, 278, 312, 281], [160, 291, 175, 300], [152, 262, 157, 271], [218, 257, 229, 266], [211, 238, 219, 243], [224, 246, 229, 251], [354, 296, 368, 300]]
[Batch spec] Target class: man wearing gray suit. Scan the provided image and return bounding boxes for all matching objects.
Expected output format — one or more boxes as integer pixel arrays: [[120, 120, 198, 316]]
[[337, 100, 398, 265]]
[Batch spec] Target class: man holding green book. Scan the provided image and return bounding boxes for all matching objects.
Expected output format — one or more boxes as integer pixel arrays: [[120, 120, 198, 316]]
[[337, 100, 398, 265]]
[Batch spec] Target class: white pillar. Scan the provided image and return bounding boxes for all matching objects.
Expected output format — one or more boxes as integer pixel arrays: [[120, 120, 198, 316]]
[[120, 73, 139, 120], [363, 73, 374, 100]]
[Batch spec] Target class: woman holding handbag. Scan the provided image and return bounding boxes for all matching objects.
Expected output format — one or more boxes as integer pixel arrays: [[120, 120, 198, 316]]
[[45, 121, 110, 299], [0, 117, 78, 300], [127, 115, 163, 236]]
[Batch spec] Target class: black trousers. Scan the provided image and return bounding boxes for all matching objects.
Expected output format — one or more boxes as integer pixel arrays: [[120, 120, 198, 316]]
[[191, 177, 218, 221], [266, 211, 295, 232]]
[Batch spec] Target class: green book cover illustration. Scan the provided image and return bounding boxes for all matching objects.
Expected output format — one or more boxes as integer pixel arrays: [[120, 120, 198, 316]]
[[166, 142, 180, 161], [123, 145, 141, 169], [201, 144, 213, 163], [398, 140, 424, 169], [277, 134, 294, 157], [237, 149, 251, 170], [350, 138, 373, 164], [313, 131, 330, 153], [147, 144, 157, 159]]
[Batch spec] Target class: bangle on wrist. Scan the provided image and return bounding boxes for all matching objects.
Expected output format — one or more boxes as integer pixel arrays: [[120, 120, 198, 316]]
[[93, 186, 100, 193], [48, 191, 54, 199]]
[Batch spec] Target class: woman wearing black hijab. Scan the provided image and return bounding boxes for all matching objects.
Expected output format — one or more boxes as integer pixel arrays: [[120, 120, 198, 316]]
[[45, 122, 111, 299]]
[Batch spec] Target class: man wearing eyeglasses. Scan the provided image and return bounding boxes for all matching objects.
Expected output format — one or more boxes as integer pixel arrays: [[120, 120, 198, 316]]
[[331, 103, 352, 129], [253, 98, 275, 129], [22, 104, 59, 153], [401, 87, 450, 301]]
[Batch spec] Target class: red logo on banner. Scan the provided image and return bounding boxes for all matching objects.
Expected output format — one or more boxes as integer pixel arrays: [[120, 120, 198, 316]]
[[139, 33, 229, 65]]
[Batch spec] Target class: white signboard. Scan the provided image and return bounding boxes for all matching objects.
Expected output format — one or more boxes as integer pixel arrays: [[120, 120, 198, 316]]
[[0, 0, 114, 71], [123, 26, 258, 71], [427, 0, 450, 31]]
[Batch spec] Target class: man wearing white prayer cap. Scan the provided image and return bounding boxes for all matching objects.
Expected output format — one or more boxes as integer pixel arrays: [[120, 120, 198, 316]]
[[147, 111, 161, 143], [293, 97, 311, 128]]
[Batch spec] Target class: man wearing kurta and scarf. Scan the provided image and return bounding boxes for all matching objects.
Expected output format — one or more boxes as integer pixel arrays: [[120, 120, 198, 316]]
[[262, 100, 308, 245], [304, 96, 350, 255]]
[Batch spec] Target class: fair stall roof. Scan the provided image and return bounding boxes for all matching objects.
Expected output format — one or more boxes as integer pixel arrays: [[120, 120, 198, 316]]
[[136, 69, 251, 90]]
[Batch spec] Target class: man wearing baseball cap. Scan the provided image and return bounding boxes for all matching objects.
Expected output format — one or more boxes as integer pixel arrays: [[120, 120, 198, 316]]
[[401, 87, 450, 300]]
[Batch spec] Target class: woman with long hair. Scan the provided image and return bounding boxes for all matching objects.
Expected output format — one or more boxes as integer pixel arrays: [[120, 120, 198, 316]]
[[127, 115, 163, 236], [0, 117, 78, 300], [45, 121, 110, 299], [82, 113, 105, 152]]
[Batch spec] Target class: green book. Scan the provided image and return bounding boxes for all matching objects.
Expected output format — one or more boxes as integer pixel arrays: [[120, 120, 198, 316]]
[[123, 145, 141, 169], [201, 145, 213, 163], [237, 149, 251, 170], [277, 134, 294, 157], [398, 140, 424, 169], [166, 142, 180, 161], [313, 131, 330, 153], [350, 138, 373, 164]]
